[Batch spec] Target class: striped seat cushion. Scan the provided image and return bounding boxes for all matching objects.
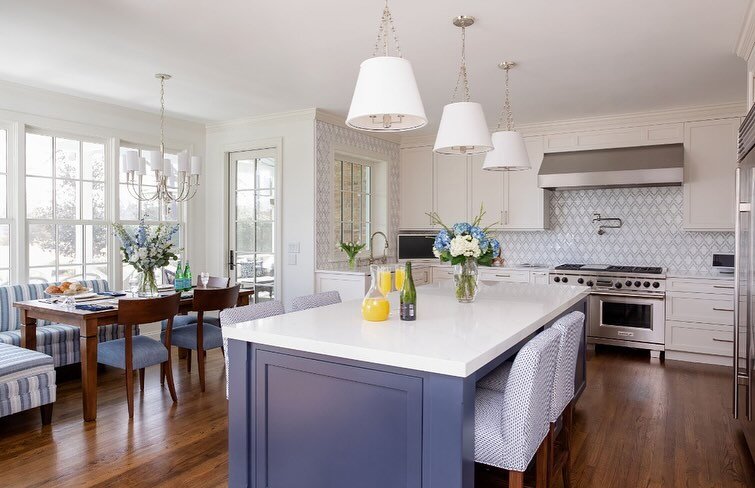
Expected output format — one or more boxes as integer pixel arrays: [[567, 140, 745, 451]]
[[0, 323, 138, 368], [0, 343, 56, 418]]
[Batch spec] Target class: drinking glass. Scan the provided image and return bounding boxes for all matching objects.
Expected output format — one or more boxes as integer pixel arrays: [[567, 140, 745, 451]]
[[200, 272, 210, 288], [394, 264, 406, 292], [128, 275, 139, 298], [378, 265, 393, 296]]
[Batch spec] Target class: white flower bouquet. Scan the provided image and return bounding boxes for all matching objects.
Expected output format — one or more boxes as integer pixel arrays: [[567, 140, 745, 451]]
[[113, 219, 180, 295]]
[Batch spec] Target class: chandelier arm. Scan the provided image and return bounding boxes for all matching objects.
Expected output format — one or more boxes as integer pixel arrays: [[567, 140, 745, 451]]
[[127, 177, 159, 201]]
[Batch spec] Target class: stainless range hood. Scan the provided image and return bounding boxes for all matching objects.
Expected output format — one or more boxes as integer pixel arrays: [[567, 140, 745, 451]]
[[537, 143, 684, 190]]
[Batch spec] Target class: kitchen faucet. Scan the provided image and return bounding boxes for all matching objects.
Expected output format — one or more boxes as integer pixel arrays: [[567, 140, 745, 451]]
[[369, 231, 389, 264]]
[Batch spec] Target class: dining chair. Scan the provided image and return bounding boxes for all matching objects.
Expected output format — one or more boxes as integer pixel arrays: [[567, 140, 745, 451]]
[[290, 290, 341, 312], [219, 300, 286, 398], [162, 285, 240, 392], [161, 276, 231, 331], [97, 293, 181, 418], [475, 327, 561, 488]]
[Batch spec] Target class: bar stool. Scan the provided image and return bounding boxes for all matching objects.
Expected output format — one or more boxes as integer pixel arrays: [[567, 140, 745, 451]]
[[290, 291, 341, 312], [475, 327, 561, 488], [97, 293, 181, 418], [162, 285, 240, 392], [220, 300, 286, 398]]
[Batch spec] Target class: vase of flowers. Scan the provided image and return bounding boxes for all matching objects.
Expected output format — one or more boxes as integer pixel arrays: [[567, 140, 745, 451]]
[[429, 207, 501, 303], [338, 241, 367, 269], [114, 219, 180, 297]]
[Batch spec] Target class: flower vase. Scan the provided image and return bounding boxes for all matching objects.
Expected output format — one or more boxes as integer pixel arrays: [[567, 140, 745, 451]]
[[453, 257, 479, 303], [139, 269, 159, 297], [348, 256, 357, 269]]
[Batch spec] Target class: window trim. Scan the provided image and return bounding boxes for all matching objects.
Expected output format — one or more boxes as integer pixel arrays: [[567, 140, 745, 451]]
[[333, 155, 373, 249]]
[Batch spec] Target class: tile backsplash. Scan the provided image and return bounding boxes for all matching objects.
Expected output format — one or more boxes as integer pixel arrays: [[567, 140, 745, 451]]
[[496, 186, 734, 272]]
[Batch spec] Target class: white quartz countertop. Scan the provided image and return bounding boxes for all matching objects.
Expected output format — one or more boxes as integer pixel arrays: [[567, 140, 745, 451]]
[[316, 262, 551, 276], [223, 282, 589, 377]]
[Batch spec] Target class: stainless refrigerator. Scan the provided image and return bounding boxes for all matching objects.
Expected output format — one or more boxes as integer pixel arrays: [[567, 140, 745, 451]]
[[736, 103, 755, 460]]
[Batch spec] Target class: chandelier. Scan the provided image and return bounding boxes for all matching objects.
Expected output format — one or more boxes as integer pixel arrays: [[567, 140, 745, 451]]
[[121, 74, 201, 210]]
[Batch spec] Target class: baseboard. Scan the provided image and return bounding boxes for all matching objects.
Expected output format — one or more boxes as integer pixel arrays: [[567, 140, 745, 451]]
[[664, 350, 732, 366]]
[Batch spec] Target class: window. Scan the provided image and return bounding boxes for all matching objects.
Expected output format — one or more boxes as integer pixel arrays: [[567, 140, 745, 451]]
[[333, 158, 371, 247], [25, 132, 108, 283], [0, 128, 9, 285]]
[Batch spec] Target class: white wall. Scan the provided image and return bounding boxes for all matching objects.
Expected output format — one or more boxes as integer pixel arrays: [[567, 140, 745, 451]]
[[204, 109, 317, 309], [0, 79, 207, 285]]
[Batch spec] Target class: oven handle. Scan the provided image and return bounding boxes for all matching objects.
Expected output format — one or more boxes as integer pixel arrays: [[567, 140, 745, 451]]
[[590, 291, 665, 300]]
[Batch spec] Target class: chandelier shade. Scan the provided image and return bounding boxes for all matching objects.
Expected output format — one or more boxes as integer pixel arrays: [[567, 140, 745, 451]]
[[433, 102, 492, 155], [346, 56, 427, 132], [483, 130, 531, 170]]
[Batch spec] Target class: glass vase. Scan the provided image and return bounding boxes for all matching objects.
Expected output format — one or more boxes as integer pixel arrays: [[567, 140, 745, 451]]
[[348, 255, 357, 269], [139, 269, 159, 297], [453, 257, 479, 303]]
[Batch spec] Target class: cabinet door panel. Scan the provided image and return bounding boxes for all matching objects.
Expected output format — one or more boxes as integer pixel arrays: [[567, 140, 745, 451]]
[[503, 136, 549, 230], [683, 119, 738, 231], [469, 154, 504, 227], [399, 146, 434, 229], [433, 153, 468, 225]]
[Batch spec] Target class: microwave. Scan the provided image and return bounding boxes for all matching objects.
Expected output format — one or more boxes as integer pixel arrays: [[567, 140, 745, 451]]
[[397, 234, 437, 260]]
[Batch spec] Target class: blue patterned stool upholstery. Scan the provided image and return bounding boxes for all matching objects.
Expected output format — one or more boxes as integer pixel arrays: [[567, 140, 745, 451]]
[[290, 291, 341, 312], [0, 280, 132, 367], [0, 342, 56, 423], [474, 327, 561, 487]]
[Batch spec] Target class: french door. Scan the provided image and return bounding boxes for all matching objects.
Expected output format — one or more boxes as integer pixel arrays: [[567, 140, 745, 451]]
[[228, 149, 276, 302]]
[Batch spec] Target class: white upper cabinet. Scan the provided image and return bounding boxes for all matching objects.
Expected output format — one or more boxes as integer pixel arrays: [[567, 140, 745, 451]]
[[469, 154, 504, 227], [503, 135, 550, 230], [683, 118, 739, 231], [399, 146, 434, 229], [433, 152, 469, 225]]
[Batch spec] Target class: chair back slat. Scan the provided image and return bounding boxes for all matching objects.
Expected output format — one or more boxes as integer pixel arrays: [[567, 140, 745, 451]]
[[118, 293, 181, 326], [192, 285, 240, 313]]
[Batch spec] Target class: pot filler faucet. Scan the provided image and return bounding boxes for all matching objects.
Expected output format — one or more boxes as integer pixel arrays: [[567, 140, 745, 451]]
[[369, 231, 389, 264], [592, 213, 623, 235]]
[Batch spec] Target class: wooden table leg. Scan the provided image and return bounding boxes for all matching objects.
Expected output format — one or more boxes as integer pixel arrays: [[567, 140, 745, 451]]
[[19, 309, 37, 351], [80, 318, 99, 422]]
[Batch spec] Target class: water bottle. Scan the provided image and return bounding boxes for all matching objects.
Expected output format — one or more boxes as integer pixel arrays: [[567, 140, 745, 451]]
[[174, 261, 184, 292], [184, 261, 193, 291]]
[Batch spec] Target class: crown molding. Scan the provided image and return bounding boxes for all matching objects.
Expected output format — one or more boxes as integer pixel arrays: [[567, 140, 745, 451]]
[[205, 108, 318, 133], [737, 0, 755, 61], [314, 109, 401, 144], [399, 101, 747, 148]]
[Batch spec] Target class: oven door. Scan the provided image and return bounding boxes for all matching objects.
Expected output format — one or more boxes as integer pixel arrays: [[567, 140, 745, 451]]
[[589, 292, 665, 345]]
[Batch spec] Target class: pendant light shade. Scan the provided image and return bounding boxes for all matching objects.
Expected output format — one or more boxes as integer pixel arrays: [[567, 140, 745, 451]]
[[347, 56, 427, 132], [434, 102, 493, 155], [483, 131, 530, 170], [433, 16, 492, 156], [483, 61, 531, 170]]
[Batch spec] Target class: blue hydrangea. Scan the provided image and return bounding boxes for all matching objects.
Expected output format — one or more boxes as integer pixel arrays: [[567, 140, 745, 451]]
[[490, 238, 501, 256], [434, 229, 451, 251], [453, 222, 471, 235], [470, 226, 486, 240], [478, 237, 490, 252]]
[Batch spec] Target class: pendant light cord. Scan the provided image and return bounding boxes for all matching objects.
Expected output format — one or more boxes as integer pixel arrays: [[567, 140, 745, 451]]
[[159, 76, 166, 157], [495, 64, 515, 131], [372, 0, 402, 58], [452, 26, 471, 103]]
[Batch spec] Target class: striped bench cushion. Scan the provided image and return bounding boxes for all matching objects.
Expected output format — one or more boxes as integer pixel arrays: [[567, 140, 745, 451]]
[[0, 343, 56, 418], [0, 324, 139, 368]]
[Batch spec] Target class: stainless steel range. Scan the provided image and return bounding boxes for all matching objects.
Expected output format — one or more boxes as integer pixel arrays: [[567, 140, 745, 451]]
[[549, 264, 666, 355]]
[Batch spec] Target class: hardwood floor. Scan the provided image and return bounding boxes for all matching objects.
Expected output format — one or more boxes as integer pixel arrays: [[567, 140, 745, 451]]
[[1, 346, 754, 487]]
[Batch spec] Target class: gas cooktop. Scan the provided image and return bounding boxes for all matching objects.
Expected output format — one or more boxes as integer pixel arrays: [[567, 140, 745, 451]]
[[554, 264, 664, 275]]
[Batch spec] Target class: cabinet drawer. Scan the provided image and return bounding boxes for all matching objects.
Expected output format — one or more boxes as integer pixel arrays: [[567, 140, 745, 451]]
[[665, 321, 733, 357], [666, 278, 734, 295], [413, 268, 430, 286], [479, 269, 530, 283], [431, 267, 454, 283], [666, 293, 734, 325]]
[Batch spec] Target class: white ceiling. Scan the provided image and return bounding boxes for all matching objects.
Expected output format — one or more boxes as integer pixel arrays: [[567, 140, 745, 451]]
[[0, 0, 749, 129]]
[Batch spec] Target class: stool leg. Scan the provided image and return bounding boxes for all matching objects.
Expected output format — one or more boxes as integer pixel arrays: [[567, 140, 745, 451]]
[[536, 434, 548, 488], [509, 470, 524, 488], [186, 350, 192, 373], [160, 363, 165, 385], [139, 368, 145, 391], [40, 403, 53, 425], [547, 421, 556, 487], [562, 402, 574, 488]]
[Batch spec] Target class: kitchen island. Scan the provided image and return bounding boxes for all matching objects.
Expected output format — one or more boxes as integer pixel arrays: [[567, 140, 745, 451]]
[[224, 282, 589, 488]]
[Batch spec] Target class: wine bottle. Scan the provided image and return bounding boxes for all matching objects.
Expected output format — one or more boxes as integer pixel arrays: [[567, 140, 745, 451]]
[[174, 261, 183, 292], [400, 261, 416, 321], [184, 261, 193, 291]]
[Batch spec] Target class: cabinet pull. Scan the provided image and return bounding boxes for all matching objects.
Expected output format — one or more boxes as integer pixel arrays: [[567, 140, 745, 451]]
[[713, 285, 735, 289], [713, 337, 734, 343], [504, 210, 509, 225], [713, 307, 735, 312], [495, 274, 511, 278]]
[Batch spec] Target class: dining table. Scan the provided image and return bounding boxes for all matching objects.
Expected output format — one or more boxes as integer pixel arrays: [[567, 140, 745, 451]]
[[14, 288, 255, 421]]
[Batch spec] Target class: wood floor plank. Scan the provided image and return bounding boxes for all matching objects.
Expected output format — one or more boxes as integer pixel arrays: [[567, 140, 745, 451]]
[[1, 345, 754, 487]]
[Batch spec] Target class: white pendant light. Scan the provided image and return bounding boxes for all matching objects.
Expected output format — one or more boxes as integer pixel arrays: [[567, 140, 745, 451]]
[[346, 0, 427, 132], [483, 62, 531, 171], [434, 16, 492, 155]]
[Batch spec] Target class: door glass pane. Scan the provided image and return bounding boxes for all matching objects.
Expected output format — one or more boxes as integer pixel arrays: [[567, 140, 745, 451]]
[[257, 158, 275, 189], [55, 138, 80, 179], [55, 179, 80, 219], [28, 224, 56, 266], [255, 222, 274, 253], [26, 133, 53, 177], [237, 160, 255, 190], [235, 253, 256, 287], [26, 177, 53, 218], [236, 221, 255, 253], [236, 191, 255, 219], [256, 190, 274, 221]]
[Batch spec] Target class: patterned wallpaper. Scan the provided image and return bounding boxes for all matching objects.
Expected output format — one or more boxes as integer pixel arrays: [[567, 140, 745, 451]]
[[315, 121, 400, 268], [496, 186, 734, 272]]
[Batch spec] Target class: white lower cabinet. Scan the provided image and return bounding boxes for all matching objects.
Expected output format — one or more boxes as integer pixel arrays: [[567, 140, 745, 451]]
[[529, 271, 549, 285], [315, 266, 433, 302], [665, 277, 735, 365], [479, 268, 530, 283]]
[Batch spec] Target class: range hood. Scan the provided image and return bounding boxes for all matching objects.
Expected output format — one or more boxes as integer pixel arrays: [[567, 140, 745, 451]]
[[537, 143, 684, 190]]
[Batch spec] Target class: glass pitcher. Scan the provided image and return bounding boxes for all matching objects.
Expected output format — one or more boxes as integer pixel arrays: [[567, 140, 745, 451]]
[[362, 265, 390, 322]]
